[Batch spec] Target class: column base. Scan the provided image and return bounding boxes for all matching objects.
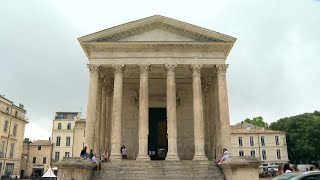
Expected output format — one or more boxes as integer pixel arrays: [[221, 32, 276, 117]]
[[136, 155, 150, 161], [110, 154, 122, 161], [192, 154, 208, 161], [165, 154, 180, 161]]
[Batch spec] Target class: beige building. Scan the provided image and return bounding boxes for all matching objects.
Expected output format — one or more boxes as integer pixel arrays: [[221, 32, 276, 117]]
[[25, 140, 52, 177], [230, 122, 289, 166], [51, 112, 81, 161], [78, 15, 236, 161], [0, 95, 28, 177]]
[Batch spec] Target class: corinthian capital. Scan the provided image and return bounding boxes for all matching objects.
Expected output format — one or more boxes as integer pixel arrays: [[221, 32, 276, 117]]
[[102, 78, 113, 96], [98, 72, 105, 82], [138, 64, 150, 76], [215, 64, 229, 75], [190, 64, 202, 77], [112, 64, 125, 75], [165, 64, 177, 76], [87, 64, 100, 75]]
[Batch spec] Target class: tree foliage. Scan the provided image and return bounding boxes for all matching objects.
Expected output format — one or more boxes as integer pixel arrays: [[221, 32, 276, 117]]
[[269, 111, 320, 164], [244, 116, 269, 128]]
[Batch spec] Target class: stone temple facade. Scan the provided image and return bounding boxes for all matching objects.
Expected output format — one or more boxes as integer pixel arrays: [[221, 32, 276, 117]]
[[78, 15, 236, 162]]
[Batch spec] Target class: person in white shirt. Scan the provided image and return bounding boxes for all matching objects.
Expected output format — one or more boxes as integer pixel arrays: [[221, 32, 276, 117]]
[[92, 153, 101, 171], [218, 148, 230, 164]]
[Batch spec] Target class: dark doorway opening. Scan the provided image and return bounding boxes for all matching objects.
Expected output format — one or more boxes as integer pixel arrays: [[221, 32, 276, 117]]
[[148, 108, 167, 160]]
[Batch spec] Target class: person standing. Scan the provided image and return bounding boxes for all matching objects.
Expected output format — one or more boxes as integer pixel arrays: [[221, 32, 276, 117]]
[[122, 146, 127, 159]]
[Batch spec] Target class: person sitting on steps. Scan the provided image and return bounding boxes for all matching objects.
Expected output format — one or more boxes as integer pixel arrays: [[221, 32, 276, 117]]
[[92, 153, 101, 171], [218, 148, 229, 164]]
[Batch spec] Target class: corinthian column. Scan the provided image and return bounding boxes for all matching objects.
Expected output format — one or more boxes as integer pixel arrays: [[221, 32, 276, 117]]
[[191, 64, 207, 161], [136, 64, 150, 161], [100, 78, 109, 153], [110, 64, 124, 161], [165, 64, 179, 161], [105, 83, 113, 151], [85, 64, 100, 152], [215, 64, 231, 151], [94, 73, 103, 156]]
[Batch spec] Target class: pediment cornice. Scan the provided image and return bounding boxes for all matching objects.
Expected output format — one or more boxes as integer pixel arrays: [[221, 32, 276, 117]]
[[78, 15, 236, 43]]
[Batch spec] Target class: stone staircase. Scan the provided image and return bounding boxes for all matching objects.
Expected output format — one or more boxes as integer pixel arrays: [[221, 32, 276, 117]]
[[91, 160, 225, 180]]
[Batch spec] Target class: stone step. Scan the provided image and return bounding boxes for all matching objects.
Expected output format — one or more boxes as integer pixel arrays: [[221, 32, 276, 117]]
[[92, 160, 225, 180]]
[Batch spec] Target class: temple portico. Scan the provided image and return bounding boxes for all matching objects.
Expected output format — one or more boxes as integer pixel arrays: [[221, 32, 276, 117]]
[[78, 15, 236, 161]]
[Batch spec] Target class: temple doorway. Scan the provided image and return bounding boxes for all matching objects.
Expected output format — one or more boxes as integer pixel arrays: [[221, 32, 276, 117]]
[[148, 108, 168, 160]]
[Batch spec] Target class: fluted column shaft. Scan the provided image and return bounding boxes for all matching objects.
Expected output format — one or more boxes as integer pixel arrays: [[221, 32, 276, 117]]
[[100, 79, 107, 153], [85, 64, 100, 152], [94, 74, 103, 156], [191, 64, 207, 161], [110, 65, 124, 161], [216, 64, 231, 151], [136, 64, 150, 161], [165, 64, 179, 161], [104, 82, 112, 152]]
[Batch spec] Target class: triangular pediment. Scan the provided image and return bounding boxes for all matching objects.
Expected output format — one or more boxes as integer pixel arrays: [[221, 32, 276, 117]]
[[78, 15, 236, 43]]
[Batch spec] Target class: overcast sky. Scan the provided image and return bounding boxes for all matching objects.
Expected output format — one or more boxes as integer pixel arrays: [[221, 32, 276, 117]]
[[1, 0, 319, 141]]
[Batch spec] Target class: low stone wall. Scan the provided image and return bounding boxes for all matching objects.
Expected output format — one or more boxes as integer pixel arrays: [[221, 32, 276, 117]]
[[219, 157, 261, 180], [52, 157, 95, 180]]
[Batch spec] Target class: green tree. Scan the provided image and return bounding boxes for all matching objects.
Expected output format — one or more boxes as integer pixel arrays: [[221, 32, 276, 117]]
[[244, 116, 268, 128], [269, 111, 320, 164]]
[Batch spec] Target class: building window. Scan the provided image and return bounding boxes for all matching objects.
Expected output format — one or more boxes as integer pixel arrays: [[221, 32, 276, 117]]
[[0, 141, 5, 158], [38, 146, 41, 150], [3, 120, 8, 133], [262, 150, 267, 160], [5, 163, 14, 176], [55, 152, 60, 161], [261, 136, 265, 146], [57, 123, 62, 129], [12, 124, 17, 136], [33, 157, 36, 163], [238, 137, 243, 147], [6, 107, 9, 113], [65, 152, 70, 157], [43, 157, 46, 164], [56, 137, 61, 146], [66, 137, 71, 146], [277, 149, 281, 159], [250, 136, 254, 146], [9, 143, 14, 158], [275, 136, 279, 146], [14, 111, 18, 118], [251, 150, 256, 158], [67, 123, 71, 130], [239, 150, 244, 157]]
